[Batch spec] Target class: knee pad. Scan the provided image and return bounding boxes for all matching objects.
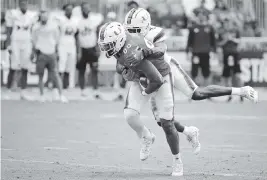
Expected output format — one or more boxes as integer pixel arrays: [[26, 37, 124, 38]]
[[124, 108, 139, 121], [160, 119, 176, 135]]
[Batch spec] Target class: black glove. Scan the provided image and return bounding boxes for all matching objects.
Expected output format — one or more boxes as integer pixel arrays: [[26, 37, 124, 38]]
[[139, 77, 149, 89], [142, 48, 154, 58]]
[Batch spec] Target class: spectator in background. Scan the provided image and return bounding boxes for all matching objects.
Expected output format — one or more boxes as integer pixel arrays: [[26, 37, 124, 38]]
[[57, 3, 77, 89], [186, 12, 216, 86], [218, 19, 243, 102], [212, 0, 229, 29], [192, 0, 211, 21], [241, 22, 255, 37], [252, 21, 263, 37], [5, 0, 37, 100], [127, 1, 139, 11], [32, 10, 67, 103], [1, 11, 7, 86], [76, 2, 101, 98]]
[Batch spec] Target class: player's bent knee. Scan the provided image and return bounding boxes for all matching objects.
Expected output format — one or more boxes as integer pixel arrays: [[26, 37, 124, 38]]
[[160, 119, 176, 135], [124, 108, 139, 120]]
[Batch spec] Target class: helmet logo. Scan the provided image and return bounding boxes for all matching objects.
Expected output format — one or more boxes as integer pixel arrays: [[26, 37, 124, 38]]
[[114, 27, 121, 35]]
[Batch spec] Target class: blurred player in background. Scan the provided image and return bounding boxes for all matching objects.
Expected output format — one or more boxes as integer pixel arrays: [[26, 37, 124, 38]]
[[1, 11, 8, 86], [76, 2, 101, 98], [32, 10, 68, 103], [218, 19, 243, 102], [57, 3, 78, 89], [186, 11, 216, 86], [5, 0, 37, 100], [99, 22, 185, 176]]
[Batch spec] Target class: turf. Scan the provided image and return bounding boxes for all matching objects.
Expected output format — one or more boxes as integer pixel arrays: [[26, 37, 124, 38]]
[[1, 100, 267, 180]]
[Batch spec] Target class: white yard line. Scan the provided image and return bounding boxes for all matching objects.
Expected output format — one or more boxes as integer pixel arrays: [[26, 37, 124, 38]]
[[1, 148, 16, 151], [1, 158, 265, 178], [43, 147, 68, 150]]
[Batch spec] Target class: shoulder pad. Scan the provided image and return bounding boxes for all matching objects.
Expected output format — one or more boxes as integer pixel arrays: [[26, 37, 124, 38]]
[[146, 26, 166, 43]]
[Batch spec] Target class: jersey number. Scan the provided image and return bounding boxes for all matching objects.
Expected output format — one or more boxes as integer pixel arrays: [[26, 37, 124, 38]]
[[123, 44, 132, 54], [65, 27, 74, 35], [80, 27, 92, 36]]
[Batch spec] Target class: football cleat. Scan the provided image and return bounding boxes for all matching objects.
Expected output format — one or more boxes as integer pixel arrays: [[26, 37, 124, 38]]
[[140, 132, 155, 161], [186, 126, 201, 155], [60, 95, 69, 103], [241, 86, 258, 103], [172, 158, 183, 176]]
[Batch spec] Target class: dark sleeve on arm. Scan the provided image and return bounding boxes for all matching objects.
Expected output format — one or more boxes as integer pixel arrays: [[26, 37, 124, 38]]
[[147, 42, 167, 59], [116, 61, 126, 74], [210, 26, 216, 52], [135, 60, 163, 94], [186, 27, 194, 53]]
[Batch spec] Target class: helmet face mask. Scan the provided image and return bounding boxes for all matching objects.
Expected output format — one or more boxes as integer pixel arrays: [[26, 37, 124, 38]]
[[98, 22, 126, 58], [124, 8, 151, 36]]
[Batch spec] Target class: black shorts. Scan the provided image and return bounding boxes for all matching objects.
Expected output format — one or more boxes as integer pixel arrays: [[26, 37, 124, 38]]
[[191, 52, 210, 78], [36, 53, 57, 75], [76, 47, 99, 71], [222, 53, 241, 78]]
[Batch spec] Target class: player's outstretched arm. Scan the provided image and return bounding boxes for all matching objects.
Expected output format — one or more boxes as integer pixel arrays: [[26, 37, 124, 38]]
[[136, 60, 163, 95]]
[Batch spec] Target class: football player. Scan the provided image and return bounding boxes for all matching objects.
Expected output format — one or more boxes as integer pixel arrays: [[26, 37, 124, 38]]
[[57, 3, 78, 89], [98, 22, 183, 176], [32, 10, 68, 103], [76, 2, 102, 98], [124, 8, 201, 155], [5, 0, 38, 100], [123, 8, 258, 111]]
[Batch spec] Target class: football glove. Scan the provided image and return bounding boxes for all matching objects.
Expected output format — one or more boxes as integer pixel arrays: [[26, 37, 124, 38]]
[[122, 68, 140, 81], [142, 48, 154, 58]]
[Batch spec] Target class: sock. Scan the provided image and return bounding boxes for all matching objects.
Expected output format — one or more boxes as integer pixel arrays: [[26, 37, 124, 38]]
[[231, 87, 241, 95], [141, 126, 151, 138], [173, 153, 182, 162]]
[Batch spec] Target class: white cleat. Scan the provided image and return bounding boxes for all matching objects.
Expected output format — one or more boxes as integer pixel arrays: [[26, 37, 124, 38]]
[[172, 159, 183, 176], [140, 133, 155, 161], [186, 126, 201, 155], [241, 86, 258, 103], [60, 95, 69, 103]]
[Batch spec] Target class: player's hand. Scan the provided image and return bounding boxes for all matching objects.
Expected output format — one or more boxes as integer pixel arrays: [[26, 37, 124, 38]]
[[142, 48, 154, 58], [77, 51, 82, 61], [210, 51, 217, 60], [139, 77, 149, 90], [122, 68, 139, 81], [127, 48, 144, 67], [186, 52, 192, 61], [7, 46, 12, 54]]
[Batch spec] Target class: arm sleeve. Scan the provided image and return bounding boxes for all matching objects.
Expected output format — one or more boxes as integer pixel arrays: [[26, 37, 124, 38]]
[[209, 26, 216, 52], [147, 41, 167, 59], [186, 27, 194, 53], [116, 61, 126, 74], [135, 60, 163, 94]]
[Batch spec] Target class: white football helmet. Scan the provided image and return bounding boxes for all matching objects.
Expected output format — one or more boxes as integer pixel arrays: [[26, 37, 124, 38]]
[[124, 8, 151, 36], [98, 22, 126, 57]]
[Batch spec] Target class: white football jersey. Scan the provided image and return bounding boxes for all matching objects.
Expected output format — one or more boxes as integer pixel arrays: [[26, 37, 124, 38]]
[[145, 26, 171, 63], [5, 9, 38, 42], [57, 16, 78, 48], [77, 14, 101, 48]]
